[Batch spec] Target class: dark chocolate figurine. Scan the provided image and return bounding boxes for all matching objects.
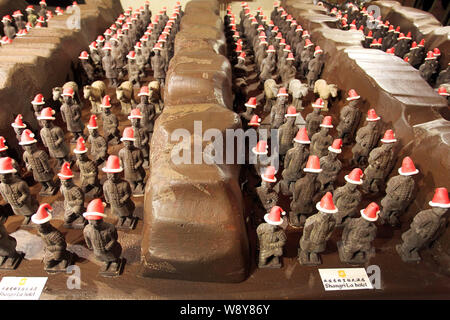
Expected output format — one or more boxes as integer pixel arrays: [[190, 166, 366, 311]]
[[136, 86, 156, 134], [306, 46, 324, 88], [300, 39, 314, 77], [0, 157, 39, 226], [127, 51, 140, 86], [338, 202, 379, 264], [37, 107, 70, 167], [298, 192, 337, 265], [20, 129, 57, 196], [270, 87, 289, 129], [333, 168, 363, 226], [58, 162, 86, 229], [86, 115, 108, 166], [279, 128, 310, 196], [380, 157, 419, 227], [31, 93, 46, 127], [2, 15, 16, 39], [290, 155, 322, 227], [0, 221, 23, 270], [119, 127, 146, 196], [60, 87, 85, 143], [74, 137, 102, 197], [362, 129, 397, 194], [102, 156, 137, 229], [239, 97, 257, 122], [336, 89, 362, 145], [318, 139, 343, 194], [305, 98, 325, 139], [278, 106, 299, 156], [12, 10, 26, 30], [151, 43, 166, 87], [351, 109, 382, 167], [38, 0, 47, 18], [259, 45, 276, 85], [396, 187, 449, 263], [11, 114, 27, 143], [100, 95, 121, 145], [310, 116, 333, 158], [257, 206, 287, 268], [419, 51, 438, 83], [78, 51, 96, 83], [32, 203, 73, 273], [129, 109, 150, 169], [83, 198, 124, 276], [280, 52, 297, 87], [102, 42, 119, 87], [436, 62, 450, 87], [256, 166, 279, 213]]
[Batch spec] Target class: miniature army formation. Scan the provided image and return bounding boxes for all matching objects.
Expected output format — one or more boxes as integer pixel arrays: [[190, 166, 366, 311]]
[[0, 0, 448, 291]]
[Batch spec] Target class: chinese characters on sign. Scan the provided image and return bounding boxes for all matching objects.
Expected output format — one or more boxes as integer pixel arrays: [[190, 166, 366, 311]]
[[318, 268, 373, 291], [0, 277, 47, 300]]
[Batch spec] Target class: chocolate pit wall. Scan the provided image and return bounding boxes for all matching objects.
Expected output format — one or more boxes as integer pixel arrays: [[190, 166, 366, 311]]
[[283, 0, 450, 274], [140, 0, 250, 283]]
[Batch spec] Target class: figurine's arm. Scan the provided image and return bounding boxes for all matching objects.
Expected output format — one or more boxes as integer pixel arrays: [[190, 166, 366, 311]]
[[22, 153, 31, 171], [60, 108, 67, 123], [142, 131, 149, 145], [73, 106, 81, 122], [40, 130, 48, 148], [134, 151, 143, 170], [55, 127, 65, 146], [283, 150, 291, 169], [38, 152, 51, 173], [120, 183, 132, 204], [83, 231, 92, 250], [17, 181, 30, 204]]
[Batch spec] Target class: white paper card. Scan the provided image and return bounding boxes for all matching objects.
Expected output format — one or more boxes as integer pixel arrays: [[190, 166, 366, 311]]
[[318, 268, 373, 291], [0, 277, 48, 300]]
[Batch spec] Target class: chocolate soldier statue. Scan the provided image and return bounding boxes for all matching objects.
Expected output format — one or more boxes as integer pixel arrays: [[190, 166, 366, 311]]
[[12, 10, 26, 30], [38, 0, 47, 18], [60, 87, 85, 143], [396, 188, 449, 263], [37, 107, 70, 167], [306, 46, 324, 88], [336, 89, 362, 145], [74, 137, 102, 197], [380, 157, 419, 227], [318, 139, 343, 194], [111, 36, 125, 80], [25, 5, 38, 27], [419, 51, 439, 83], [134, 42, 146, 79], [256, 166, 279, 215], [338, 202, 379, 264], [0, 138, 20, 174], [0, 157, 39, 226], [89, 41, 103, 77], [11, 114, 27, 144], [278, 106, 299, 156], [119, 127, 146, 196], [86, 115, 108, 166], [279, 128, 310, 196], [259, 45, 276, 85], [78, 51, 96, 83], [294, 30, 309, 66], [127, 51, 140, 86], [351, 109, 382, 167], [32, 203, 73, 273], [102, 156, 137, 229], [83, 199, 124, 276], [129, 109, 150, 169], [393, 32, 411, 58], [270, 87, 289, 129], [310, 116, 334, 158], [290, 156, 322, 227], [333, 168, 364, 226], [257, 206, 287, 268], [305, 98, 325, 139], [298, 192, 337, 265], [404, 42, 423, 68], [362, 129, 397, 194], [102, 42, 119, 87], [151, 43, 166, 87], [251, 141, 271, 177], [100, 95, 121, 145], [300, 39, 314, 77], [0, 221, 23, 270], [31, 93, 46, 127], [20, 130, 58, 196], [280, 52, 297, 87], [436, 62, 450, 87], [136, 86, 156, 134], [58, 162, 86, 229], [2, 16, 16, 39], [239, 97, 257, 122]]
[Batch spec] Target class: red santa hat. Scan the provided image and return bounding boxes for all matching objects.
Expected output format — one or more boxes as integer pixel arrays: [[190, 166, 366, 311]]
[[398, 156, 419, 176], [0, 157, 16, 174], [261, 165, 277, 183], [304, 39, 314, 48], [277, 87, 288, 97], [87, 115, 98, 130], [266, 45, 276, 53], [429, 188, 450, 208], [245, 97, 257, 108], [73, 136, 87, 154], [425, 51, 436, 60], [312, 98, 324, 108], [58, 162, 74, 180], [366, 109, 380, 121], [347, 89, 360, 101], [19, 129, 37, 145], [252, 140, 268, 156], [102, 155, 123, 173], [127, 50, 137, 59], [285, 106, 299, 117], [314, 46, 323, 56], [328, 139, 343, 154], [345, 168, 363, 185], [304, 155, 322, 173], [79, 51, 89, 60], [62, 87, 74, 97], [294, 128, 310, 144], [248, 115, 262, 127], [128, 108, 143, 119], [0, 137, 7, 152], [316, 192, 338, 213], [32, 93, 45, 105], [238, 52, 246, 60], [320, 116, 333, 128], [103, 42, 112, 51], [101, 95, 112, 108], [264, 206, 286, 226], [37, 107, 56, 121], [31, 203, 53, 224], [360, 202, 380, 222], [83, 199, 107, 220], [438, 86, 449, 96], [380, 129, 397, 143], [121, 127, 136, 142], [12, 114, 26, 129]]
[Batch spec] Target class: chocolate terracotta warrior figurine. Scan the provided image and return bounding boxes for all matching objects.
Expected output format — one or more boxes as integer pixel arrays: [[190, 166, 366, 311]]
[[0, 157, 39, 226], [361, 129, 397, 194], [317, 139, 343, 194], [2, 16, 16, 39], [83, 199, 124, 276], [127, 51, 140, 87], [298, 192, 337, 265], [78, 51, 96, 83], [380, 157, 419, 227], [419, 51, 438, 84], [239, 97, 257, 122], [305, 98, 325, 139], [333, 168, 364, 226], [256, 166, 279, 213], [270, 87, 289, 130], [306, 46, 324, 88], [351, 109, 382, 167], [279, 128, 310, 196], [396, 187, 449, 263], [119, 127, 146, 196], [259, 45, 276, 86], [102, 156, 137, 229], [60, 87, 85, 143], [38, 0, 47, 18], [336, 89, 362, 145], [31, 93, 46, 127], [12, 10, 26, 31], [129, 109, 150, 169], [310, 116, 333, 158], [278, 106, 299, 156], [136, 86, 156, 134], [100, 95, 121, 145], [58, 162, 86, 229], [290, 155, 322, 227], [257, 206, 287, 268], [338, 202, 379, 264], [74, 137, 101, 197], [20, 129, 58, 196], [32, 203, 73, 272], [86, 115, 108, 166], [25, 5, 38, 27], [102, 42, 119, 87], [11, 114, 27, 143], [151, 43, 166, 87], [37, 107, 71, 167], [0, 221, 23, 270]]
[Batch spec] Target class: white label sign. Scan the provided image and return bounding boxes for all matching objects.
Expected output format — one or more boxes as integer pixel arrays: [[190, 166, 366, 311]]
[[0, 277, 48, 300], [318, 268, 373, 291]]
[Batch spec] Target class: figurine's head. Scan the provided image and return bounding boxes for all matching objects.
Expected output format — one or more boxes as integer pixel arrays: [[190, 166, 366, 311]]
[[0, 172, 14, 184], [75, 152, 87, 161], [88, 127, 98, 137], [42, 119, 52, 128], [61, 178, 73, 188], [107, 172, 120, 182], [89, 219, 102, 228], [123, 140, 133, 148], [130, 117, 140, 127], [432, 207, 448, 216], [140, 95, 149, 103]]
